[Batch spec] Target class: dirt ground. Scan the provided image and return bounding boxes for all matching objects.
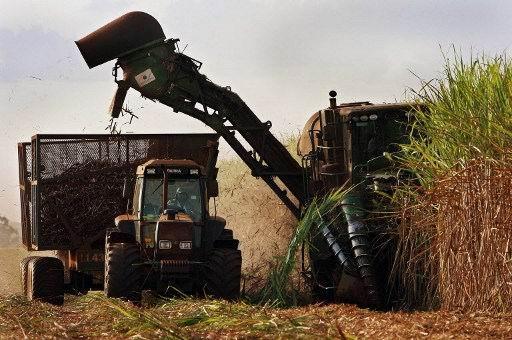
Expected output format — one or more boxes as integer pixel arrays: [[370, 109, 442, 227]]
[[0, 292, 511, 339]]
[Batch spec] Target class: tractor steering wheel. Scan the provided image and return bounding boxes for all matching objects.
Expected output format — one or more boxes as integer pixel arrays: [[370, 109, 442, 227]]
[[166, 204, 187, 214]]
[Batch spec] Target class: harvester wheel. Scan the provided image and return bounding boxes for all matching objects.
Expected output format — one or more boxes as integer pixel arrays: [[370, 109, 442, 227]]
[[104, 242, 142, 303], [26, 256, 65, 305], [202, 248, 241, 300]]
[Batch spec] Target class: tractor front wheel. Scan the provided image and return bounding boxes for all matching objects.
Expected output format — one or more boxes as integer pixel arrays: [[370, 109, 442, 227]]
[[104, 242, 142, 303], [202, 248, 241, 300]]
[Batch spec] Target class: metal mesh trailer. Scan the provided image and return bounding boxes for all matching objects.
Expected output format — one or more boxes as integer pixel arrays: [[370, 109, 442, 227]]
[[18, 134, 219, 251]]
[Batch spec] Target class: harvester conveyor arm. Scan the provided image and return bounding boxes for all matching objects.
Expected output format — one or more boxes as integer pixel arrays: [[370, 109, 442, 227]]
[[75, 12, 305, 218], [161, 95, 302, 218], [118, 42, 306, 218]]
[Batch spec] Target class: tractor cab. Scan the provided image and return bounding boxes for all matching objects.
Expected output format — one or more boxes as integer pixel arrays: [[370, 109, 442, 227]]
[[129, 159, 208, 250], [136, 159, 206, 222]]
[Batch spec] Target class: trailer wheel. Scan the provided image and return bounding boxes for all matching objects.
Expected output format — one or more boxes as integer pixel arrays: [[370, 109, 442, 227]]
[[20, 256, 40, 298], [104, 242, 142, 303], [26, 257, 64, 305], [202, 248, 241, 300]]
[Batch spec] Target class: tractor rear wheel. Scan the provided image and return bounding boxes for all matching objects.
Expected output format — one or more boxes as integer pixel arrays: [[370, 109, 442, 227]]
[[202, 248, 241, 300], [25, 256, 64, 305], [104, 242, 142, 303]]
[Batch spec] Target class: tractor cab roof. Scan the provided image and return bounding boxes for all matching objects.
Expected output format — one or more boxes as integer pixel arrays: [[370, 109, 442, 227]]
[[136, 159, 206, 176]]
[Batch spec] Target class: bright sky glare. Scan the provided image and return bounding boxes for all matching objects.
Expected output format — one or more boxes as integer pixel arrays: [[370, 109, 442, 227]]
[[1, 0, 511, 220]]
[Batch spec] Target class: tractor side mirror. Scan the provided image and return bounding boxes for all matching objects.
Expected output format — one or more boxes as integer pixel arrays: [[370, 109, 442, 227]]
[[207, 180, 219, 197], [164, 208, 177, 220]]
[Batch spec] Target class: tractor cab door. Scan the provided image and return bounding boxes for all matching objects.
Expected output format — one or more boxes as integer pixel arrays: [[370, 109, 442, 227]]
[[139, 168, 165, 248]]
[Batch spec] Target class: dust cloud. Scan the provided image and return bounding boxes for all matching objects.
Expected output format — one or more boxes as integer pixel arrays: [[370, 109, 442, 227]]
[[215, 158, 298, 292]]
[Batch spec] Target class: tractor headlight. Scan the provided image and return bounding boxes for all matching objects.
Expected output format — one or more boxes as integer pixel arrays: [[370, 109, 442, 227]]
[[179, 241, 192, 250], [159, 240, 172, 249]]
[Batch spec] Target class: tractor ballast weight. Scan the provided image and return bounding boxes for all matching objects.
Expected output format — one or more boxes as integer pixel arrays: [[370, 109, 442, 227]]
[[76, 12, 416, 308]]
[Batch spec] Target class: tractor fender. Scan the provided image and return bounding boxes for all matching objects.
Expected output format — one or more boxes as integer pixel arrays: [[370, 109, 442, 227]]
[[214, 237, 239, 250], [203, 217, 226, 251], [106, 229, 136, 244], [114, 214, 136, 236]]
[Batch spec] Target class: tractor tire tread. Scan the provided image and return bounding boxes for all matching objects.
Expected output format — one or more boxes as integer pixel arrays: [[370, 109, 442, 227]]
[[203, 248, 241, 300], [104, 242, 142, 303], [20, 256, 40, 298], [29, 256, 64, 305]]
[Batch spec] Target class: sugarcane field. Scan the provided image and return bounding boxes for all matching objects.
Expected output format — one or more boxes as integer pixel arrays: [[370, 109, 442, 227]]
[[1, 2, 512, 339]]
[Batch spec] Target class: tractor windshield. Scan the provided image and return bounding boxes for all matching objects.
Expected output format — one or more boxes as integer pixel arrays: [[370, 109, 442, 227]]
[[166, 178, 202, 222], [141, 173, 202, 222]]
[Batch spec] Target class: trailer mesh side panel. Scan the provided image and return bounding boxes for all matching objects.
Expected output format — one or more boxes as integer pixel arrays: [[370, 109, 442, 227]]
[[21, 134, 218, 250], [18, 143, 32, 248]]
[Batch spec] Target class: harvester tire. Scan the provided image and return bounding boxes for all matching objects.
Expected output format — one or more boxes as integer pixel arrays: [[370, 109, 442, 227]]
[[26, 256, 65, 305], [203, 248, 241, 300], [104, 242, 142, 303]]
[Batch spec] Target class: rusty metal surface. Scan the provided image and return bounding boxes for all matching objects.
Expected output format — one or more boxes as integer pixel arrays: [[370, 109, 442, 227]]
[[76, 11, 165, 68], [19, 133, 219, 251]]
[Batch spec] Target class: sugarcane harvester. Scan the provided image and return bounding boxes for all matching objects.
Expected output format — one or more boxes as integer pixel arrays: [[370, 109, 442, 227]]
[[76, 12, 414, 308]]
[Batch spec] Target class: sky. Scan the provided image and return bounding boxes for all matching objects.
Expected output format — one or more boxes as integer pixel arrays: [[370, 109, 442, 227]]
[[1, 0, 512, 221]]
